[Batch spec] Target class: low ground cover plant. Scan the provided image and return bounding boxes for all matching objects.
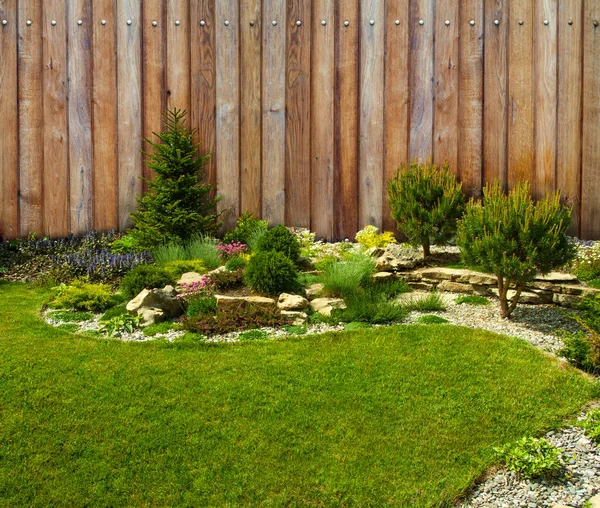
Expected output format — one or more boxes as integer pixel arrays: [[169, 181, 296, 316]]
[[495, 437, 566, 479], [100, 314, 142, 337], [46, 310, 94, 322], [579, 409, 600, 443], [456, 295, 490, 306], [185, 296, 217, 318], [403, 292, 446, 312], [225, 256, 247, 272], [457, 181, 575, 318], [417, 315, 449, 324], [571, 242, 600, 286], [120, 265, 175, 299], [255, 225, 301, 264], [355, 225, 396, 249], [49, 281, 113, 312], [163, 260, 206, 279], [387, 160, 465, 256], [245, 251, 299, 296]]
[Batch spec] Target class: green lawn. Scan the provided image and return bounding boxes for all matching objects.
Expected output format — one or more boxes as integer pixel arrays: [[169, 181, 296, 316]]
[[0, 282, 596, 507]]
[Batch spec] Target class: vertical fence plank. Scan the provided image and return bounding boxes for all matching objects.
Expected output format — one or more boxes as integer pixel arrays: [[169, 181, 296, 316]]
[[335, 0, 359, 239], [17, 0, 43, 236], [240, 0, 262, 218], [215, 0, 240, 231], [311, 0, 334, 239], [483, 0, 509, 189], [557, 0, 583, 236], [286, 0, 311, 228], [92, 0, 117, 231], [142, 0, 165, 187], [191, 0, 216, 192], [409, 0, 434, 161], [0, 0, 18, 240], [42, 0, 69, 237], [383, 0, 410, 235], [262, 0, 286, 226], [116, 0, 142, 231], [534, 0, 558, 199], [581, 3, 600, 239], [68, 0, 92, 236], [433, 0, 459, 173], [508, 0, 535, 188], [359, 0, 384, 229], [166, 0, 190, 113], [458, 0, 484, 197]]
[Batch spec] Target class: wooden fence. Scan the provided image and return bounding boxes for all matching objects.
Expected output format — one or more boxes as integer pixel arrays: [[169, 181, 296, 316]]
[[0, 0, 599, 241]]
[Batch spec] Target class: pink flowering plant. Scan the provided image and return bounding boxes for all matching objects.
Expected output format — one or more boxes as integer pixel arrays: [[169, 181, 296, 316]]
[[217, 241, 247, 260], [176, 275, 217, 302]]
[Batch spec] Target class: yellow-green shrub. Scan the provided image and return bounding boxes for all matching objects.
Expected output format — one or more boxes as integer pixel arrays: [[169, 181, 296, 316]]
[[355, 225, 396, 249]]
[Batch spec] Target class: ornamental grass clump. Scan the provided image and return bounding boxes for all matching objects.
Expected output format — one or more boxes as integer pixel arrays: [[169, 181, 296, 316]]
[[320, 254, 376, 299], [387, 160, 465, 256], [457, 181, 575, 319]]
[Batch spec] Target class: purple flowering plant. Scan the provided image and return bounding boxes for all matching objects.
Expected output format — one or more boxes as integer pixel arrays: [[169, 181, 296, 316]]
[[176, 275, 217, 301], [217, 241, 247, 260]]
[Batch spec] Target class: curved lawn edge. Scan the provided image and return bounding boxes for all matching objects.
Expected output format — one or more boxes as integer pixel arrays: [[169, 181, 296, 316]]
[[0, 282, 597, 507]]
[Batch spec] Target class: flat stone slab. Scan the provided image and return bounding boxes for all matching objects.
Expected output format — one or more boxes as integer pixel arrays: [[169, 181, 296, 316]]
[[177, 272, 205, 285], [489, 288, 543, 304], [418, 267, 497, 286], [215, 295, 276, 311], [310, 298, 346, 316], [535, 271, 579, 283]]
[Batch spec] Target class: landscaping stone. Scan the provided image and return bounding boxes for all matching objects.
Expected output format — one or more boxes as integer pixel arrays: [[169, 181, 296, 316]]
[[215, 295, 276, 311], [438, 280, 473, 294], [553, 293, 584, 308], [310, 297, 346, 316], [277, 293, 309, 311], [207, 266, 227, 277], [375, 253, 401, 272], [280, 310, 308, 325], [536, 271, 579, 283], [305, 283, 324, 300], [177, 272, 205, 285], [371, 272, 396, 283], [126, 285, 182, 326], [383, 243, 424, 269], [364, 246, 385, 258], [489, 288, 544, 305]]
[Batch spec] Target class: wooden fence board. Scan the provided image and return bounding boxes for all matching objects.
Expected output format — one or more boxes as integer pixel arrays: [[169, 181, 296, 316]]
[[508, 0, 535, 188], [0, 0, 18, 240], [458, 0, 484, 197], [383, 0, 409, 234], [166, 0, 190, 113], [359, 0, 384, 229], [191, 0, 216, 192], [433, 0, 459, 173], [17, 0, 43, 236], [335, 0, 359, 239], [557, 0, 583, 236], [240, 0, 262, 218], [409, 0, 434, 161], [483, 0, 508, 189], [117, 0, 142, 231], [92, 0, 118, 231], [311, 0, 335, 239], [215, 0, 239, 231], [533, 0, 558, 199], [581, 2, 600, 240], [286, 0, 311, 228], [261, 0, 286, 226], [42, 0, 69, 237], [142, 0, 165, 188]]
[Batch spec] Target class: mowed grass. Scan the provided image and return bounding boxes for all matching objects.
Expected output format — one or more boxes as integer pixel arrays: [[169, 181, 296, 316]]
[[0, 282, 596, 507]]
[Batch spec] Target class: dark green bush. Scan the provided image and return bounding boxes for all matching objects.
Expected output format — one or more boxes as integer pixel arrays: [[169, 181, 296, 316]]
[[130, 109, 221, 249], [186, 296, 217, 318], [207, 268, 244, 290], [387, 160, 465, 256], [255, 225, 301, 263], [120, 265, 175, 299], [457, 181, 576, 318], [225, 256, 247, 272], [50, 281, 113, 312], [245, 251, 299, 296], [223, 212, 268, 248]]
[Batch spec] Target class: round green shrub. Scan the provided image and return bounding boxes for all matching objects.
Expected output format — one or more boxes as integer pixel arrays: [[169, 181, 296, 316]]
[[244, 251, 299, 296], [225, 256, 247, 272], [255, 225, 301, 263], [50, 281, 113, 312], [120, 264, 175, 299]]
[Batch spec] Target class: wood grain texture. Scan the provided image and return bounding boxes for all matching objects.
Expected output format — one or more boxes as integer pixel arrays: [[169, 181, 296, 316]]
[[0, 0, 18, 240], [286, 0, 311, 228], [67, 0, 93, 236], [533, 0, 558, 199], [335, 0, 359, 239], [409, 0, 434, 161], [483, 0, 509, 189], [240, 0, 262, 218], [433, 0, 459, 173], [42, 0, 69, 237], [508, 0, 535, 188], [117, 0, 142, 231], [581, 2, 600, 239], [359, 0, 385, 229], [262, 0, 286, 226], [458, 0, 484, 197], [17, 0, 43, 236], [311, 0, 335, 239], [166, 0, 190, 113], [557, 0, 583, 236], [215, 0, 240, 231], [191, 0, 216, 192], [383, 0, 410, 235], [142, 0, 165, 188], [91, 0, 118, 230]]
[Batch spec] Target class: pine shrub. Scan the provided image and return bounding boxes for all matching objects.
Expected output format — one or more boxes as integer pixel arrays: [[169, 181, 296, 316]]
[[387, 160, 465, 256], [457, 181, 575, 318], [244, 251, 299, 296], [255, 225, 301, 263], [130, 109, 221, 249], [120, 264, 175, 299]]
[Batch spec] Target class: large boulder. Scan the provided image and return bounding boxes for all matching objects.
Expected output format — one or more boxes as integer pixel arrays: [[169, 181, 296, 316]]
[[278, 293, 309, 311], [127, 285, 182, 326], [215, 295, 276, 311], [310, 298, 346, 316], [383, 244, 424, 270]]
